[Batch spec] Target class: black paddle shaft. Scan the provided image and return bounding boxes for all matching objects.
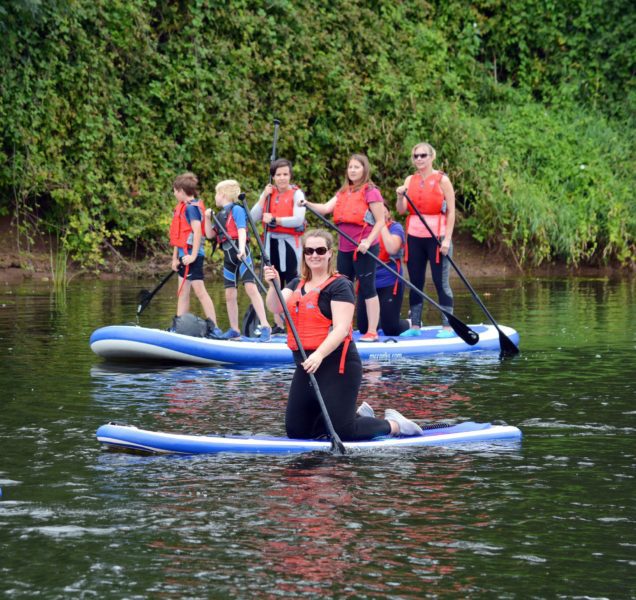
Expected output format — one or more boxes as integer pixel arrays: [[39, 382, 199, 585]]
[[262, 119, 281, 263], [401, 191, 519, 357], [304, 205, 479, 346], [137, 270, 176, 315], [239, 194, 346, 455]]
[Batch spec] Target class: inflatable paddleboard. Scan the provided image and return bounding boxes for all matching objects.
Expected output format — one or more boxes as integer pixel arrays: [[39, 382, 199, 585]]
[[90, 324, 520, 365], [96, 421, 522, 455]]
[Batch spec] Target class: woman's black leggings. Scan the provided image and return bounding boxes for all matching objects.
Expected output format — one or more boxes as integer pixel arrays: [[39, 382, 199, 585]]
[[269, 237, 299, 287], [406, 236, 453, 323], [336, 245, 379, 301], [357, 284, 409, 336], [286, 346, 391, 441]]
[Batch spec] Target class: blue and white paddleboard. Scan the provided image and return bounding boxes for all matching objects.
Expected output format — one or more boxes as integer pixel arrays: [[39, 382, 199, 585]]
[[96, 421, 522, 455], [90, 324, 520, 365]]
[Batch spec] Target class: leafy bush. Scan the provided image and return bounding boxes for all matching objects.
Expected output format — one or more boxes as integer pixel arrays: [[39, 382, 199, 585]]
[[0, 0, 633, 268]]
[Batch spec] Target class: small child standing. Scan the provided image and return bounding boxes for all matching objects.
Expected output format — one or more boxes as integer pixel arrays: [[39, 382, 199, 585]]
[[204, 179, 271, 341], [169, 172, 222, 338]]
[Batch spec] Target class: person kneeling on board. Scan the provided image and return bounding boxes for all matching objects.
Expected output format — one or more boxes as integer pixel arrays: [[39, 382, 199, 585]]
[[264, 229, 422, 440]]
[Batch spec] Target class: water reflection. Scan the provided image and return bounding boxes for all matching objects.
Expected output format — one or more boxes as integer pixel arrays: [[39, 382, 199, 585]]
[[1, 276, 635, 598]]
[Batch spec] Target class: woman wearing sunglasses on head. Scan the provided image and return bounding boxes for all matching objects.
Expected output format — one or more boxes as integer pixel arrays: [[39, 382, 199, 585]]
[[396, 142, 456, 338], [299, 154, 385, 342], [264, 229, 423, 441]]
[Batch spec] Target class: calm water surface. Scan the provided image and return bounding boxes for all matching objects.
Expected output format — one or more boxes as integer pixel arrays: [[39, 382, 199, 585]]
[[0, 275, 634, 598]]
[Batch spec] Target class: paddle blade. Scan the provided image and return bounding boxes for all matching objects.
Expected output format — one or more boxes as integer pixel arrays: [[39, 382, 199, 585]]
[[498, 330, 520, 358], [136, 290, 152, 315], [331, 438, 346, 455], [446, 313, 480, 345], [241, 306, 259, 337]]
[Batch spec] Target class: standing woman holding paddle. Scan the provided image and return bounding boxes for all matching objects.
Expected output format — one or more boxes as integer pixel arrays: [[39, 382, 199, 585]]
[[396, 142, 456, 337], [300, 154, 385, 342], [263, 229, 423, 441], [250, 158, 306, 334]]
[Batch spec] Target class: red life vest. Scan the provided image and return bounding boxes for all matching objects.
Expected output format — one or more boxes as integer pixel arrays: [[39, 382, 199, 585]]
[[378, 220, 403, 295], [405, 171, 446, 264], [169, 199, 206, 249], [216, 204, 243, 242], [286, 275, 352, 373], [265, 186, 305, 237], [333, 184, 371, 227], [406, 172, 445, 215]]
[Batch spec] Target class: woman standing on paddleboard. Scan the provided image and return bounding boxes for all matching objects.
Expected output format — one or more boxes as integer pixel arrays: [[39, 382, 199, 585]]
[[299, 154, 385, 342], [250, 158, 306, 334], [396, 142, 456, 337], [264, 229, 422, 441]]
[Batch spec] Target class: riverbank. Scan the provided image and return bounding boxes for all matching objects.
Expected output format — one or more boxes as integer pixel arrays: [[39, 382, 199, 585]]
[[0, 216, 631, 285]]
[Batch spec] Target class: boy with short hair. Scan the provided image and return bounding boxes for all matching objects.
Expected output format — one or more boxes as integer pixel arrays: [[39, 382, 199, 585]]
[[169, 172, 222, 338], [204, 179, 271, 341]]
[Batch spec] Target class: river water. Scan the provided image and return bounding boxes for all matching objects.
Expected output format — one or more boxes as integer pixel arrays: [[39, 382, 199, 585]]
[[0, 275, 634, 598]]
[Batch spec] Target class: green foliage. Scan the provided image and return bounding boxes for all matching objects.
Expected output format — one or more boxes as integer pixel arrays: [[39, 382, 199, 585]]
[[1, 0, 634, 268]]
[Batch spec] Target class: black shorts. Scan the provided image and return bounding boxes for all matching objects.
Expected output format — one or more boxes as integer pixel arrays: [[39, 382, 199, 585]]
[[177, 255, 205, 281]]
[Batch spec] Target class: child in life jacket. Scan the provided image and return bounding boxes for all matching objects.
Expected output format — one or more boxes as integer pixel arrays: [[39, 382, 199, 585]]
[[169, 172, 222, 338], [204, 180, 271, 341]]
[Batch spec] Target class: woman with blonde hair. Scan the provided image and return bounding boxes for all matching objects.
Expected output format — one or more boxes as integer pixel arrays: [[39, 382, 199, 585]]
[[396, 142, 456, 337], [263, 229, 423, 441]]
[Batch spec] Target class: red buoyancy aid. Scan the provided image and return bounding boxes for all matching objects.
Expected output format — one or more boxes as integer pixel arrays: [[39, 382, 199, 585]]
[[265, 186, 305, 237], [216, 204, 243, 242], [405, 171, 446, 264], [286, 275, 352, 373], [406, 172, 445, 216], [333, 184, 371, 227], [169, 199, 206, 249]]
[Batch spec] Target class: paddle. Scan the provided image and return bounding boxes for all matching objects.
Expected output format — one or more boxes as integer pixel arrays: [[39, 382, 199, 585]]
[[137, 270, 176, 316], [304, 205, 479, 346], [402, 191, 519, 357], [240, 193, 346, 455], [242, 118, 281, 337]]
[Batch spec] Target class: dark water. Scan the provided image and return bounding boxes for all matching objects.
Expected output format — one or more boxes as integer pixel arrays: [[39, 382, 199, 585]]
[[1, 275, 634, 598]]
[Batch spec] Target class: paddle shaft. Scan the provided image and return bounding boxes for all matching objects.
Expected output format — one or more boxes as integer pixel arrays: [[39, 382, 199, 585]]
[[241, 119, 281, 336], [304, 205, 479, 346], [240, 195, 346, 455], [137, 270, 176, 315], [262, 119, 281, 251], [402, 191, 519, 356]]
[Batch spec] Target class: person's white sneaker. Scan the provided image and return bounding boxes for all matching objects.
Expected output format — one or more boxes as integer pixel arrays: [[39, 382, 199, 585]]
[[384, 409, 423, 436], [356, 401, 375, 418]]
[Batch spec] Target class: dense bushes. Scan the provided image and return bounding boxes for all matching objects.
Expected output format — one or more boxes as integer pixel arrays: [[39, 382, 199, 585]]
[[1, 0, 634, 268]]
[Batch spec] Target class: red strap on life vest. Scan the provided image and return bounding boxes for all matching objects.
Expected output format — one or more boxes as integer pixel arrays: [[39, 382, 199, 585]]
[[339, 335, 351, 374]]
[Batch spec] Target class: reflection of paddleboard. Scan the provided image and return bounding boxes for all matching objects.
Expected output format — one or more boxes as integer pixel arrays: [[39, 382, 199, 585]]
[[90, 324, 520, 366], [96, 421, 522, 455]]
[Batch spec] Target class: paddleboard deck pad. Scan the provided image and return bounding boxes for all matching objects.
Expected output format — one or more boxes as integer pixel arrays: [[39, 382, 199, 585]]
[[96, 421, 522, 455], [90, 324, 520, 365]]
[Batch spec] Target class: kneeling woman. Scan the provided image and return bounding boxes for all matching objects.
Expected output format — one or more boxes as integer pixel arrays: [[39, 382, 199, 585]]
[[264, 229, 422, 441]]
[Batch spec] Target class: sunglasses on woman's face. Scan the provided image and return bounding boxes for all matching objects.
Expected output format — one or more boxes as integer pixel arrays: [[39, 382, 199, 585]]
[[303, 246, 329, 256], [413, 153, 429, 159]]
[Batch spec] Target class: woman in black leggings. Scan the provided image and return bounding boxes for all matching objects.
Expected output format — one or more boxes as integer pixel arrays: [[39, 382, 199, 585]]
[[264, 229, 422, 441], [396, 142, 456, 337]]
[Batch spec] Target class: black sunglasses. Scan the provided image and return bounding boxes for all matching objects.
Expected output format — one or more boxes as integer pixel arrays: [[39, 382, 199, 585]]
[[303, 246, 329, 256], [413, 153, 429, 159]]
